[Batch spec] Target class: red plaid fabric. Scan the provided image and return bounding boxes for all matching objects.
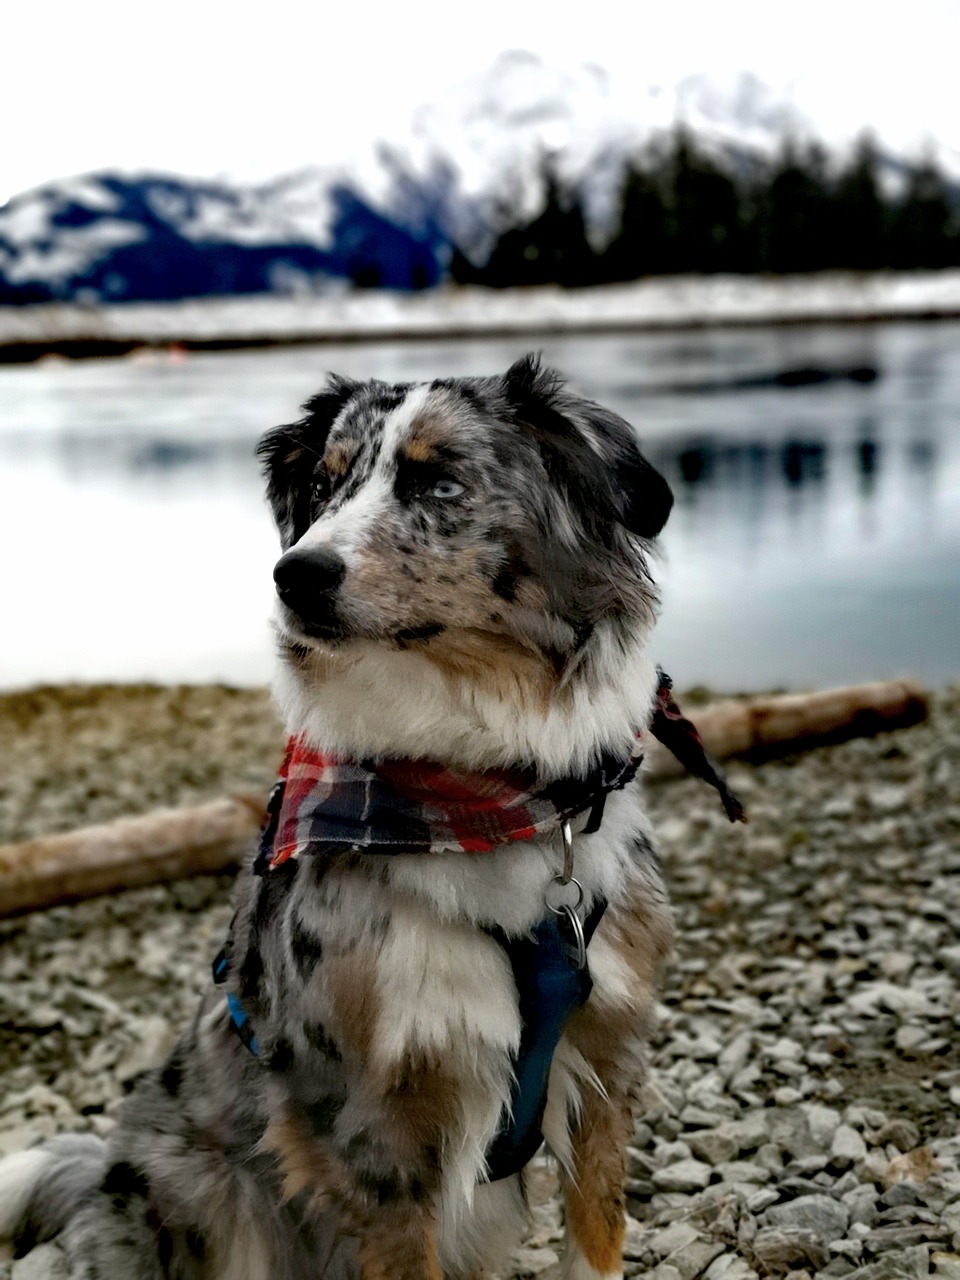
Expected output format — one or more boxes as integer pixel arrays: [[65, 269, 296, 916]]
[[255, 736, 644, 872]]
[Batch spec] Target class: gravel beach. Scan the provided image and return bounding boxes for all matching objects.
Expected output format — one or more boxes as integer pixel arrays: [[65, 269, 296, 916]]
[[1, 683, 959, 1280]]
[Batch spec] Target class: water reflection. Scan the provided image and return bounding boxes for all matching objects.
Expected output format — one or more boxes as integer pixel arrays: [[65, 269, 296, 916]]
[[638, 363, 880, 397], [0, 321, 957, 689], [657, 431, 936, 505], [0, 428, 261, 488]]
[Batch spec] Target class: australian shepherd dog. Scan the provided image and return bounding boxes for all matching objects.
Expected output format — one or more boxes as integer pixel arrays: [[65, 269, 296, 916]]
[[0, 355, 676, 1279]]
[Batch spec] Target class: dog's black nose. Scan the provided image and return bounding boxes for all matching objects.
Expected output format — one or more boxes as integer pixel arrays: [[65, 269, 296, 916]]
[[273, 546, 346, 630]]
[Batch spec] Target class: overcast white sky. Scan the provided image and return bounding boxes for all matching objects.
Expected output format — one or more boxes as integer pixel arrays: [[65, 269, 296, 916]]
[[3, 0, 958, 203]]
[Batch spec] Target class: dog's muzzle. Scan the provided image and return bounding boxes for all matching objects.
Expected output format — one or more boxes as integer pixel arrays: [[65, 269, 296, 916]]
[[273, 546, 347, 636]]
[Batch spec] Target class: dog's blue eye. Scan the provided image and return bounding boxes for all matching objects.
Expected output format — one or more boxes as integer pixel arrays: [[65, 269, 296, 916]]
[[430, 479, 465, 500]]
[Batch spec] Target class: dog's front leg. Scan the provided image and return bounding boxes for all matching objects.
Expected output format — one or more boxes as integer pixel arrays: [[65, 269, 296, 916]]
[[559, 1082, 632, 1280], [266, 1057, 451, 1280], [337, 1062, 457, 1280], [353, 1204, 442, 1280], [557, 890, 673, 1280]]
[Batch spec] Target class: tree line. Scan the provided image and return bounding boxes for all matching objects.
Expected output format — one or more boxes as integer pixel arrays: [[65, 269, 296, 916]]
[[451, 132, 960, 288]]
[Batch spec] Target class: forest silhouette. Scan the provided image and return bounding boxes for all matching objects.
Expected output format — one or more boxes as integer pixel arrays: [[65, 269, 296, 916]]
[[452, 132, 960, 287]]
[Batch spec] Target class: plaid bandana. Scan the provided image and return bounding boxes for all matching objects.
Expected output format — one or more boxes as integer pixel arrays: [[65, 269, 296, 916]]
[[253, 670, 744, 875], [254, 740, 644, 873]]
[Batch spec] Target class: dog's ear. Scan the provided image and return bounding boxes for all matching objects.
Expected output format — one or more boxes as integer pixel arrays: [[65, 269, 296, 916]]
[[502, 354, 673, 540], [257, 375, 358, 547]]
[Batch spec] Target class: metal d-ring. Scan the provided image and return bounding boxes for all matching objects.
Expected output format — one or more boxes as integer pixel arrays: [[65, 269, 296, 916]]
[[544, 874, 584, 915]]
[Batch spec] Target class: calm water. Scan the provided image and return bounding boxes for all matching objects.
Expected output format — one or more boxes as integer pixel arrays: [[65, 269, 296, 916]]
[[0, 322, 957, 691]]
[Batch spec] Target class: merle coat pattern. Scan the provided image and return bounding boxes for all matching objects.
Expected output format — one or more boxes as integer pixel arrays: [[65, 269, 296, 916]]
[[0, 356, 675, 1280]]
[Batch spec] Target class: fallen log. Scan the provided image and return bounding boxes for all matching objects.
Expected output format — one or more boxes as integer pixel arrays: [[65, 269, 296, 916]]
[[643, 678, 929, 775], [0, 680, 929, 918], [0, 796, 266, 919]]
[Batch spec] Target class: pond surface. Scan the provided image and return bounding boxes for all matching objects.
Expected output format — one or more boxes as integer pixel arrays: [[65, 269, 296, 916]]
[[0, 321, 957, 691]]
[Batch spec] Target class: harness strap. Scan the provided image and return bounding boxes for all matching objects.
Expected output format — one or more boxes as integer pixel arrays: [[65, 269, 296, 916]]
[[213, 946, 261, 1057], [482, 895, 607, 1181]]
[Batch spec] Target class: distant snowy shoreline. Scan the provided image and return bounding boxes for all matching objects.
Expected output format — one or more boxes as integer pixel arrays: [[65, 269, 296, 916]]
[[3, 272, 960, 359]]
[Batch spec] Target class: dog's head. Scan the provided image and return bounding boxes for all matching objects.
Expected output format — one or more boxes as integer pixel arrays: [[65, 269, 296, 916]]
[[258, 355, 672, 699]]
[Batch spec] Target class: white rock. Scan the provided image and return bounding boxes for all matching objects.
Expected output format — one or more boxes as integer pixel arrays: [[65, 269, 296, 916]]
[[762, 1194, 849, 1242], [766, 1037, 804, 1061], [646, 1221, 699, 1259], [930, 1250, 960, 1279], [509, 1246, 560, 1276], [846, 983, 934, 1018], [687, 1127, 739, 1165], [713, 1160, 771, 1185], [894, 1025, 928, 1052], [832, 1124, 868, 1165], [651, 1159, 714, 1192], [802, 1104, 841, 1147], [704, 1258, 758, 1280], [622, 1218, 651, 1261]]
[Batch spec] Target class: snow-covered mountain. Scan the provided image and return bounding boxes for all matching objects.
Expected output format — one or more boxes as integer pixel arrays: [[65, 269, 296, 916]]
[[0, 169, 449, 305], [1, 54, 957, 305]]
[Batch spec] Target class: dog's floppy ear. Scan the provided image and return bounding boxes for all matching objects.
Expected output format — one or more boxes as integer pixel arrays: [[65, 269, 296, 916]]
[[257, 375, 358, 547], [502, 354, 673, 540], [601, 415, 674, 539]]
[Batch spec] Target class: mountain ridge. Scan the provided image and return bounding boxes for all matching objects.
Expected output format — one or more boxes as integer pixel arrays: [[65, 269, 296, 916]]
[[2, 57, 957, 305]]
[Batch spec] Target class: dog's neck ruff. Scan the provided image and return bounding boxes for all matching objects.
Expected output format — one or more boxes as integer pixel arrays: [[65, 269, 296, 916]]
[[254, 737, 644, 873]]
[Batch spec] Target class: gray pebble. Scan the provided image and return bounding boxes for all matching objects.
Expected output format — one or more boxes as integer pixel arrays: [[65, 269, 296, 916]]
[[509, 1246, 561, 1276], [832, 1124, 869, 1168], [763, 1193, 849, 1241], [686, 1127, 739, 1165], [651, 1159, 713, 1192], [751, 1226, 831, 1272], [880, 1182, 927, 1209]]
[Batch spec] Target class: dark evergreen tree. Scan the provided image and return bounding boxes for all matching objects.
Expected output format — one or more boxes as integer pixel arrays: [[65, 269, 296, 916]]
[[831, 135, 887, 269], [600, 155, 670, 281], [453, 164, 596, 288], [661, 130, 742, 273], [889, 155, 959, 269], [759, 141, 834, 272]]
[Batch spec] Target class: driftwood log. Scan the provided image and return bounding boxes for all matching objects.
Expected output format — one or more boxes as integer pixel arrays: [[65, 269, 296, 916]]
[[0, 680, 929, 918], [643, 677, 929, 775]]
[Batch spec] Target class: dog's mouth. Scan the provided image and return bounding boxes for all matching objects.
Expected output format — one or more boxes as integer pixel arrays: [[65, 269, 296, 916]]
[[274, 606, 350, 650], [275, 607, 446, 655]]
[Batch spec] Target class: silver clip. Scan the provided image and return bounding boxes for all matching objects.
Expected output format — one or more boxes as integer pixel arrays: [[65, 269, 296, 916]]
[[543, 818, 587, 969], [559, 904, 587, 970], [560, 818, 574, 883]]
